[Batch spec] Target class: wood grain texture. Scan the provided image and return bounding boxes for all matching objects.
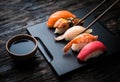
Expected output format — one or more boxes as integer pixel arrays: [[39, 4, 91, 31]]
[[0, 0, 120, 82]]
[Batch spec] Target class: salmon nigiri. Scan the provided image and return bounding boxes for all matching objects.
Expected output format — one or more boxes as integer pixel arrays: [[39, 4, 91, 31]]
[[77, 41, 106, 61], [63, 33, 98, 53], [55, 26, 92, 41], [47, 10, 76, 28]]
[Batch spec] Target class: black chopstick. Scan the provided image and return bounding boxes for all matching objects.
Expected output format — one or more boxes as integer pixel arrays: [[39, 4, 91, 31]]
[[81, 0, 120, 34], [75, 0, 107, 25]]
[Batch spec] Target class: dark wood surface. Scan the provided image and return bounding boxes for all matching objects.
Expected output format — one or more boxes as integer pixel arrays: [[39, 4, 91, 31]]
[[0, 0, 120, 82]]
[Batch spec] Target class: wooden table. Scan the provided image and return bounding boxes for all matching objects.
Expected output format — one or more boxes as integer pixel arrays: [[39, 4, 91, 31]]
[[0, 0, 120, 82]]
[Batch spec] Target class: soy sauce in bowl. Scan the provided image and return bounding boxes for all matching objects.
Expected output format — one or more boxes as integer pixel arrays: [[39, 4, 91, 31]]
[[9, 39, 35, 55], [6, 34, 38, 60]]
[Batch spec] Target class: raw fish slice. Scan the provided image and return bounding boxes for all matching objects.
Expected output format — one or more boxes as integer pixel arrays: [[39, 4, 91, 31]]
[[55, 26, 92, 41], [63, 33, 98, 53], [77, 41, 106, 61], [47, 10, 76, 28]]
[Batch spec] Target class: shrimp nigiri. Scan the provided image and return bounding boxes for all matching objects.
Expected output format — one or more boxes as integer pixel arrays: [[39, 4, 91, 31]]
[[55, 26, 92, 41], [47, 10, 76, 28], [63, 33, 98, 53], [77, 41, 106, 61]]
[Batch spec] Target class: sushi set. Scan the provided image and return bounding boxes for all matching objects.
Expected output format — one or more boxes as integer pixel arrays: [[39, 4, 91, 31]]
[[27, 0, 120, 76]]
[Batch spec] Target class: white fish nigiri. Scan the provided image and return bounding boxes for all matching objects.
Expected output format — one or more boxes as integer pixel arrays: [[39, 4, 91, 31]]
[[55, 26, 92, 41], [63, 33, 98, 53], [77, 41, 106, 61]]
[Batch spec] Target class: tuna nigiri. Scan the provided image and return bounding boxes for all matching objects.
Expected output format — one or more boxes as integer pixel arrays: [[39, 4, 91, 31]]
[[55, 26, 92, 41], [47, 10, 76, 28], [77, 41, 106, 61], [63, 33, 98, 53]]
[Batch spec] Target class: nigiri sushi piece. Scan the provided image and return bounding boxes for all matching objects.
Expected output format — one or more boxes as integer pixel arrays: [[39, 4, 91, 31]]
[[47, 10, 76, 28], [77, 41, 106, 61], [54, 17, 82, 34], [63, 33, 98, 53], [54, 18, 70, 34], [55, 26, 92, 41]]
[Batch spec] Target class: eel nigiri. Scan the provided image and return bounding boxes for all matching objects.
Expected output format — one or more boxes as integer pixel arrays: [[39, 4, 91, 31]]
[[55, 26, 92, 41], [47, 10, 76, 28], [63, 33, 98, 53], [77, 41, 106, 61], [54, 18, 81, 34], [54, 18, 70, 34]]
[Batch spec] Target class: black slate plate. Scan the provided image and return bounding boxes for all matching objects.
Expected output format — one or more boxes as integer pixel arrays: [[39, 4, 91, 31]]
[[27, 8, 120, 76]]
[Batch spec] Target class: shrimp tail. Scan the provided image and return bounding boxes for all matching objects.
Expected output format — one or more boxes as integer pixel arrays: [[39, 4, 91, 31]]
[[63, 40, 74, 53]]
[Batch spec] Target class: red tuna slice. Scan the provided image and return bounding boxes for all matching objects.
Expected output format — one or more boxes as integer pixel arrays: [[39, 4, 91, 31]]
[[77, 41, 106, 61]]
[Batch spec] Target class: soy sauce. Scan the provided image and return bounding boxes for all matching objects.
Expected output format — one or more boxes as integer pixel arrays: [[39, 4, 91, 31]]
[[9, 39, 35, 55]]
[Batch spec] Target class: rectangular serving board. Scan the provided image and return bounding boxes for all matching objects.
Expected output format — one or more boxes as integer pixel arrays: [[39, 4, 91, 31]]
[[27, 8, 120, 76]]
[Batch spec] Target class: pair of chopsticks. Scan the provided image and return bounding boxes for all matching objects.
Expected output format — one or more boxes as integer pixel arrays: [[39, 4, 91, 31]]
[[76, 0, 120, 34]]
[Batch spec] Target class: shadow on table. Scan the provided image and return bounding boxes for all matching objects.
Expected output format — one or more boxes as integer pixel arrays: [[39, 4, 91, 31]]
[[60, 53, 120, 81], [11, 50, 44, 72]]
